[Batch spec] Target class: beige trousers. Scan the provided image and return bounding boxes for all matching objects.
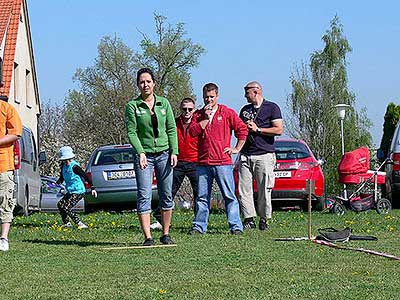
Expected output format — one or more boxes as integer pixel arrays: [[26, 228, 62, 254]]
[[238, 153, 276, 219]]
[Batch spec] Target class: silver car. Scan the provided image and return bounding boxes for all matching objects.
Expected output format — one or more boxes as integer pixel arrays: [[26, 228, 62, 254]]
[[40, 176, 85, 212], [84, 144, 159, 210]]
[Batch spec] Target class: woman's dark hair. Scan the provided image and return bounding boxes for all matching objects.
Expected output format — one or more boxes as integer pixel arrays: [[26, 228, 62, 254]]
[[136, 68, 155, 85]]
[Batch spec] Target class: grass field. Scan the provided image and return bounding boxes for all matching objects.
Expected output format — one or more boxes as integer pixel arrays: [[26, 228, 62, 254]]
[[1, 208, 399, 300]]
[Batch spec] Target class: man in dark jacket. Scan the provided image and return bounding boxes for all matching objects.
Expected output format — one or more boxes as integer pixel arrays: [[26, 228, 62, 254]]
[[238, 81, 283, 231]]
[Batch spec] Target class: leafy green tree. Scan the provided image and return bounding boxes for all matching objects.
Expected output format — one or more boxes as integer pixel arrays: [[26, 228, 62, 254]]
[[286, 16, 372, 194], [380, 102, 400, 156], [62, 14, 205, 163]]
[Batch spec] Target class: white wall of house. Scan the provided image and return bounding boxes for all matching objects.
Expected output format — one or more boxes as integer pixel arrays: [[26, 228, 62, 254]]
[[8, 4, 40, 146]]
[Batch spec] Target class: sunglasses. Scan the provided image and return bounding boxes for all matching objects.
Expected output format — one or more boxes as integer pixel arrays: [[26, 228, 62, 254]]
[[181, 107, 194, 112]]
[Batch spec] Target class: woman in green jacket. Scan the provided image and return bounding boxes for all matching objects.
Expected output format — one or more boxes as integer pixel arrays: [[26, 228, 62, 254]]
[[125, 68, 178, 246]]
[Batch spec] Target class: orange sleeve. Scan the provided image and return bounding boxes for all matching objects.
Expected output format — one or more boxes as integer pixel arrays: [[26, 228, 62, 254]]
[[6, 105, 22, 136]]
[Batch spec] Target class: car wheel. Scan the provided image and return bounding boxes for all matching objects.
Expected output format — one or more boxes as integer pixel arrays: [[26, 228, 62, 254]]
[[331, 202, 346, 216], [376, 198, 392, 214], [84, 200, 93, 213], [312, 197, 325, 211]]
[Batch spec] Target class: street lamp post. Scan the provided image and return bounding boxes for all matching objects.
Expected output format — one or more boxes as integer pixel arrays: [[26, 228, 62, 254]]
[[335, 104, 350, 199]]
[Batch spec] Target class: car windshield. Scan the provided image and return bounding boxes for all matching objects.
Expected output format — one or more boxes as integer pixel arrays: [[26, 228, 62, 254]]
[[93, 148, 134, 165], [275, 141, 311, 160]]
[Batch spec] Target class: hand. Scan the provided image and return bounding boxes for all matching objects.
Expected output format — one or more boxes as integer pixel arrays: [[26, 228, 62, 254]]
[[171, 154, 178, 168], [139, 153, 148, 170], [203, 105, 213, 120], [199, 119, 209, 129], [223, 147, 240, 156], [91, 189, 98, 198], [246, 120, 258, 132]]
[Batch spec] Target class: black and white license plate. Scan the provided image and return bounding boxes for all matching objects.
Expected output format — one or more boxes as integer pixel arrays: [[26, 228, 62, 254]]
[[274, 171, 292, 178], [107, 170, 135, 180]]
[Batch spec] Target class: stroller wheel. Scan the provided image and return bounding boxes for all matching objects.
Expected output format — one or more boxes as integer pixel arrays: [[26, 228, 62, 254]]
[[376, 198, 392, 214], [331, 202, 346, 216]]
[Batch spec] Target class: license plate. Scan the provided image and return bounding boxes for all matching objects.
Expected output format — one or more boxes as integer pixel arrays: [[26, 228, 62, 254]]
[[274, 171, 291, 178], [107, 170, 135, 180]]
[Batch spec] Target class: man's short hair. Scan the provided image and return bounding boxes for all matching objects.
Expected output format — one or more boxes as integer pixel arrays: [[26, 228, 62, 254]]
[[202, 83, 219, 95], [180, 97, 195, 107]]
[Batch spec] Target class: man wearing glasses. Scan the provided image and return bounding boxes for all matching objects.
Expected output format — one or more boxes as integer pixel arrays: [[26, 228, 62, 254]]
[[238, 81, 283, 231], [151, 98, 199, 229]]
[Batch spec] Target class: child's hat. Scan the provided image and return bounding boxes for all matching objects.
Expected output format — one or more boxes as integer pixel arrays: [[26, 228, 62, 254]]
[[58, 146, 75, 160]]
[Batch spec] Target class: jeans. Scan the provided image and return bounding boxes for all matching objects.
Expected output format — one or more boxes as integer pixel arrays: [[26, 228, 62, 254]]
[[193, 165, 243, 233], [134, 151, 174, 214], [153, 161, 198, 222]]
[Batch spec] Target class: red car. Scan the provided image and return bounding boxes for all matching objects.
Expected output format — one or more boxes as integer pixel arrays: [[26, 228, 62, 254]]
[[234, 138, 325, 210]]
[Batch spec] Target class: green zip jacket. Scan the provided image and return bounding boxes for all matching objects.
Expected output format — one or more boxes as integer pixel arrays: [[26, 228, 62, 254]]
[[125, 94, 178, 155]]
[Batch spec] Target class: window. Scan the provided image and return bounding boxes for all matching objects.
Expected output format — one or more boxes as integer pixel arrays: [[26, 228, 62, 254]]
[[21, 128, 34, 164], [93, 148, 134, 166], [26, 69, 32, 108], [14, 62, 19, 103]]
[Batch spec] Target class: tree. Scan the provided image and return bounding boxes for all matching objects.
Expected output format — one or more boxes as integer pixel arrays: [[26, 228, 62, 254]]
[[39, 100, 66, 176], [380, 102, 400, 156], [136, 13, 205, 112], [63, 35, 137, 162], [286, 16, 372, 194], [63, 14, 205, 163]]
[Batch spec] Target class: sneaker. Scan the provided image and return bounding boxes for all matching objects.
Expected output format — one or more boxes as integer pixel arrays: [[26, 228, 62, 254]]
[[143, 238, 155, 246], [243, 218, 256, 230], [77, 222, 88, 229], [160, 234, 175, 245], [0, 238, 9, 251], [150, 221, 163, 230], [61, 222, 73, 228], [259, 218, 268, 231], [230, 230, 243, 235], [188, 229, 203, 235]]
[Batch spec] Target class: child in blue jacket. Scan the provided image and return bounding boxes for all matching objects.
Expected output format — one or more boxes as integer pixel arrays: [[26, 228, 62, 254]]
[[56, 146, 97, 228]]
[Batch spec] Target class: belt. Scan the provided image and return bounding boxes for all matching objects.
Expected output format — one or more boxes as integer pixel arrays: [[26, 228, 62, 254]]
[[147, 150, 168, 157]]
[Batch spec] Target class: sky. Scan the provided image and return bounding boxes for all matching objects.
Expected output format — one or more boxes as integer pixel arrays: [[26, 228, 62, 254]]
[[27, 0, 400, 146]]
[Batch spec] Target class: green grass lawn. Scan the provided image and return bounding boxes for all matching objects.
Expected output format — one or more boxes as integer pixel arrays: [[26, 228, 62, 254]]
[[1, 209, 399, 300]]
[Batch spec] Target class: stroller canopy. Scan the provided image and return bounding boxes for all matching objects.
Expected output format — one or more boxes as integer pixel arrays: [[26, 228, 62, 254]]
[[338, 147, 370, 175]]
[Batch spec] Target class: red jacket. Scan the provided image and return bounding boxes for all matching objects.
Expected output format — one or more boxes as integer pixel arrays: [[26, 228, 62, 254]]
[[189, 104, 247, 165], [176, 116, 198, 163]]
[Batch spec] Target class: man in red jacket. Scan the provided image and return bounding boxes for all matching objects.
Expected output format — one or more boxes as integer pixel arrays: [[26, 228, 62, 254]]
[[188, 83, 248, 234], [151, 98, 199, 229]]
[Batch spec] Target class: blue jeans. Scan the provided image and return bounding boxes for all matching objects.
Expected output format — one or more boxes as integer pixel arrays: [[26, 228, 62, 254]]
[[134, 151, 174, 214], [193, 165, 243, 233]]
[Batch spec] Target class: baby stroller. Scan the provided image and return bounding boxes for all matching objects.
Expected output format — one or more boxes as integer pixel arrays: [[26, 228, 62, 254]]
[[329, 147, 392, 215]]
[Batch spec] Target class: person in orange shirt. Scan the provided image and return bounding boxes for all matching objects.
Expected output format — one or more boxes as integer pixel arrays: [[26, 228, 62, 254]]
[[0, 99, 22, 252]]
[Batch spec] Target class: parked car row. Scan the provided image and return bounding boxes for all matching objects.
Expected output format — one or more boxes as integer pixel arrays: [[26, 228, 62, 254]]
[[18, 123, 400, 213]]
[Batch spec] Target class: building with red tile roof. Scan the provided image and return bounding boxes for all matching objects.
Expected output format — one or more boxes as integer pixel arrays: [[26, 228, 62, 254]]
[[0, 0, 40, 144]]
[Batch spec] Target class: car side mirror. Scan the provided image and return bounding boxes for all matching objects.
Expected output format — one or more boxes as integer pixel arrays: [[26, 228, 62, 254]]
[[317, 158, 325, 166], [39, 151, 47, 165]]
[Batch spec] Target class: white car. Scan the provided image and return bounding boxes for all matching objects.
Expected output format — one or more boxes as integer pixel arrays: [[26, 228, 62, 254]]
[[40, 176, 85, 213]]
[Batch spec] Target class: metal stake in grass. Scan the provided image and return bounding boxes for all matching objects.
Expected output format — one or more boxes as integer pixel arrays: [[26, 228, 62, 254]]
[[273, 179, 315, 242], [307, 179, 315, 240]]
